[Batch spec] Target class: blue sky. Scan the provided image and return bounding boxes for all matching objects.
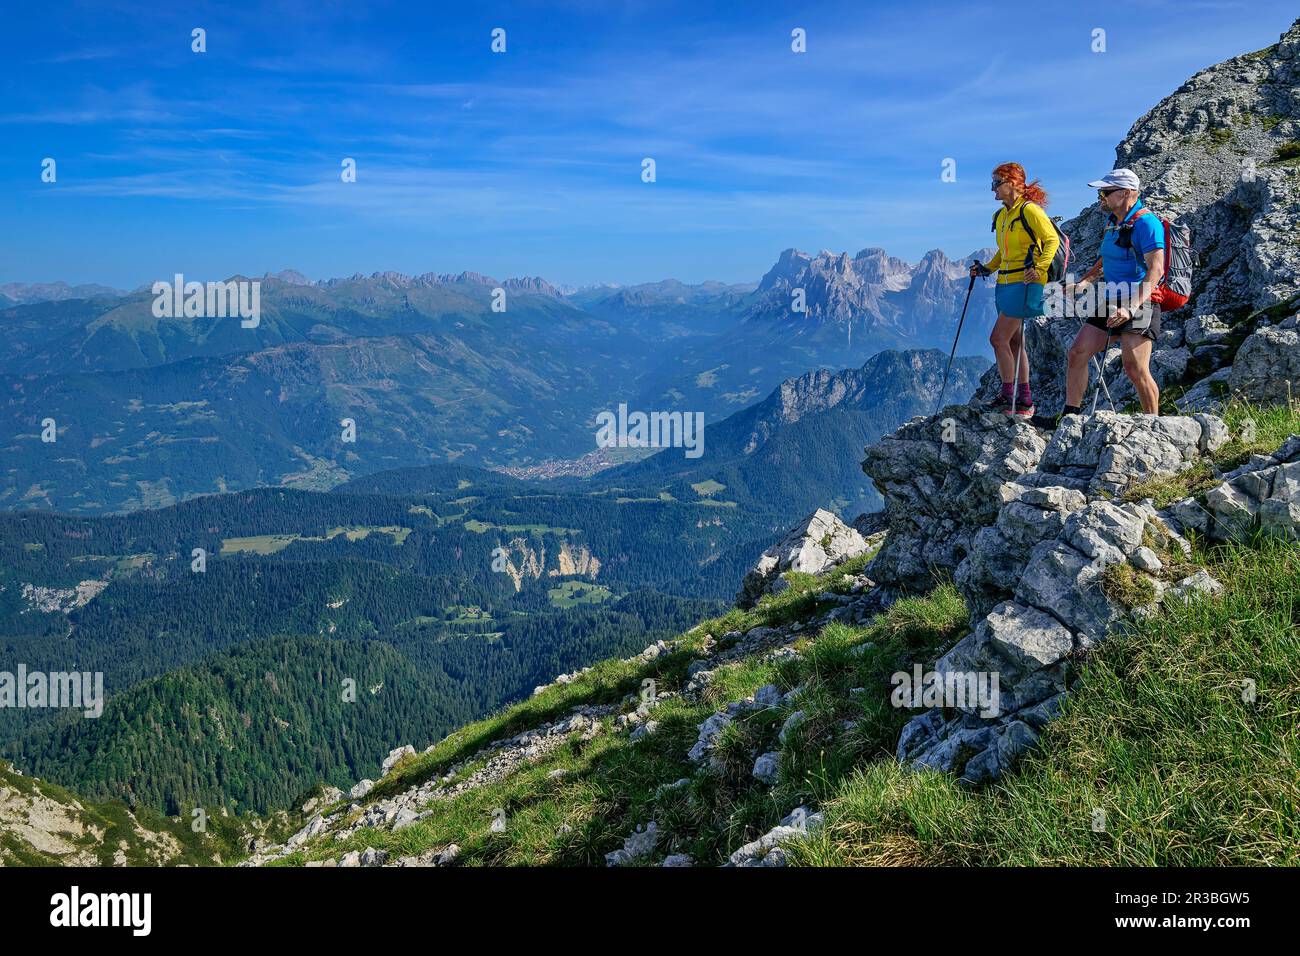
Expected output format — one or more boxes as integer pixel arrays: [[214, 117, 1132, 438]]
[[2, 0, 1295, 289]]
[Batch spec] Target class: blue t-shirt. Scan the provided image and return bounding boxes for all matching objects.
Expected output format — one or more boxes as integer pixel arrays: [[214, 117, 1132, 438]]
[[1100, 200, 1165, 286]]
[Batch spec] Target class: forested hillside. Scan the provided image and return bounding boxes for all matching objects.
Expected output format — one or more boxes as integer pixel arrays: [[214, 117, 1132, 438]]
[[0, 343, 989, 816], [0, 473, 728, 813], [8, 588, 714, 814]]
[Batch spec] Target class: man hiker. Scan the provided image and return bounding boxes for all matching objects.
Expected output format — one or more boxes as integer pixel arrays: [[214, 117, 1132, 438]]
[[1040, 168, 1165, 426], [970, 162, 1059, 418]]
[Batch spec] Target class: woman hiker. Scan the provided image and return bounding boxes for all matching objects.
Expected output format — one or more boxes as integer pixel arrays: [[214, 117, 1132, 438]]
[[1044, 168, 1164, 424], [970, 162, 1059, 418]]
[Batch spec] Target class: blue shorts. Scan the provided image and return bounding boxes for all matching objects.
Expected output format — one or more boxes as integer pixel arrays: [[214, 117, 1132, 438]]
[[995, 281, 1045, 319]]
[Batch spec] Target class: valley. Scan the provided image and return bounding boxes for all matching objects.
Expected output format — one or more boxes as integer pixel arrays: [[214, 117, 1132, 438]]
[[1, 252, 995, 515], [0, 283, 989, 818]]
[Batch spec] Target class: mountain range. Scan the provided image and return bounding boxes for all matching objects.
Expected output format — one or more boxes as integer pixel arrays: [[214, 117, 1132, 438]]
[[1, 248, 994, 514]]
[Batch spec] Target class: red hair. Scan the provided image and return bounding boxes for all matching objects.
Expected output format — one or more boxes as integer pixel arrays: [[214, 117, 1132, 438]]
[[993, 162, 1048, 207]]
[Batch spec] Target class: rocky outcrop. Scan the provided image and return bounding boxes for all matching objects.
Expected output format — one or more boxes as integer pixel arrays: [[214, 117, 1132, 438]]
[[496, 536, 601, 592], [860, 406, 1048, 595], [736, 508, 869, 607], [1167, 434, 1300, 542], [20, 579, 108, 613], [0, 759, 281, 866], [895, 416, 1296, 786], [380, 745, 415, 778], [867, 407, 1226, 621], [1227, 317, 1300, 406], [853, 397, 1263, 786]]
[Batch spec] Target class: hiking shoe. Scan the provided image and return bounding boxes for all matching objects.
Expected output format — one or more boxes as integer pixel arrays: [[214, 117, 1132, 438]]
[[982, 394, 1035, 417], [981, 394, 1014, 414], [1029, 412, 1060, 430]]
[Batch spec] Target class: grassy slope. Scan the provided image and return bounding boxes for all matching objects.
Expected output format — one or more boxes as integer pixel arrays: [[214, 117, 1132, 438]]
[[8, 406, 1289, 866], [792, 537, 1299, 866], [271, 556, 974, 866], [270, 403, 1299, 868]]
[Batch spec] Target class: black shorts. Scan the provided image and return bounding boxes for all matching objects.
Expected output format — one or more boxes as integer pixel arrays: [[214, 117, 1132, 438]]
[[1085, 302, 1161, 342]]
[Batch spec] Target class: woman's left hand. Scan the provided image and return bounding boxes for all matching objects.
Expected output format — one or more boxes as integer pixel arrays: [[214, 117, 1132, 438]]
[[1107, 306, 1131, 328], [1024, 267, 1040, 283]]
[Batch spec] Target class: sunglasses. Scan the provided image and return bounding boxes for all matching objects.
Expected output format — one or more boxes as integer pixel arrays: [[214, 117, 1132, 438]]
[[990, 179, 1005, 190], [1097, 187, 1122, 198]]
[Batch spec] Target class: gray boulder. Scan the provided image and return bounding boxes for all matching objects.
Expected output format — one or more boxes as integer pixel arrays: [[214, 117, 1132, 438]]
[[726, 808, 823, 867], [605, 822, 661, 867], [752, 751, 781, 785], [862, 405, 1048, 592], [380, 745, 416, 778], [737, 509, 868, 608], [1229, 324, 1300, 405], [1170, 570, 1224, 603], [687, 712, 732, 764], [349, 779, 374, 801]]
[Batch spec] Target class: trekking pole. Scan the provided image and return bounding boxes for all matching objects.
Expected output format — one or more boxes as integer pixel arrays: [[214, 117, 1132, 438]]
[[1068, 285, 1116, 416], [933, 268, 979, 416], [1094, 349, 1117, 412], [1007, 278, 1033, 416], [1011, 315, 1026, 416], [1090, 338, 1118, 415], [1089, 298, 1126, 415]]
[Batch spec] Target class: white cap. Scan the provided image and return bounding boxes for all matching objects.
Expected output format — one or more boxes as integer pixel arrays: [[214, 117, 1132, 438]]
[[1087, 168, 1140, 191]]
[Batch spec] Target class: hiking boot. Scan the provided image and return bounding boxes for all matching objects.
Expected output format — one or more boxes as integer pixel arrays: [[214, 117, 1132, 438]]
[[1010, 402, 1035, 418], [1029, 412, 1060, 430]]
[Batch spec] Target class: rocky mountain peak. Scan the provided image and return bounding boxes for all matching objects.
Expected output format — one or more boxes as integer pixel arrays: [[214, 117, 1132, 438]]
[[503, 276, 563, 298], [757, 248, 813, 290], [748, 245, 997, 345], [852, 247, 913, 287], [1065, 17, 1300, 316]]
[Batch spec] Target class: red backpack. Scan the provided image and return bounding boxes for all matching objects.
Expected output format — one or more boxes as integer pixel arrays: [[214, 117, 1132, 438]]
[[1125, 207, 1192, 311]]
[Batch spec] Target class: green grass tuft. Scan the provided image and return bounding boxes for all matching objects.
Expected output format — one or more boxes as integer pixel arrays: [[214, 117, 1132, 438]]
[[1125, 400, 1300, 506], [1267, 141, 1300, 165]]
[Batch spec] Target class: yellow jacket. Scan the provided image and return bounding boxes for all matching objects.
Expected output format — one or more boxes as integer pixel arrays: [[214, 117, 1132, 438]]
[[983, 199, 1059, 284]]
